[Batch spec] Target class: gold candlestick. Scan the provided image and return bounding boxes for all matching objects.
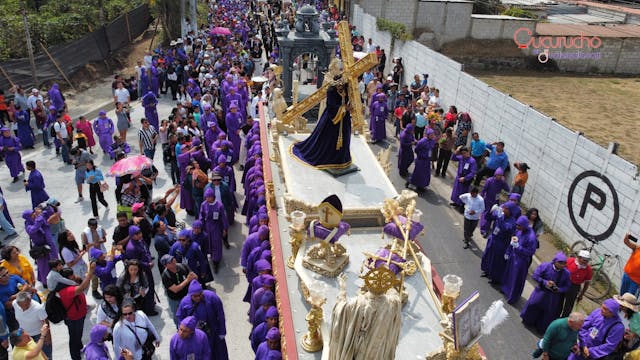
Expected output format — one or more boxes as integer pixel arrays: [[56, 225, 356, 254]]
[[301, 294, 326, 352], [287, 210, 307, 269]]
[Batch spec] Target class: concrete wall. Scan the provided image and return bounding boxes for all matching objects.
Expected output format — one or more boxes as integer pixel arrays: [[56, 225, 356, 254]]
[[519, 37, 640, 74], [470, 15, 536, 40], [417, 0, 474, 43], [353, 4, 640, 284]]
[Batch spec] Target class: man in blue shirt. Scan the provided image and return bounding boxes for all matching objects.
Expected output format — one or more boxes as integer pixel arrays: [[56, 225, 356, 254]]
[[474, 141, 509, 186], [470, 132, 486, 167]]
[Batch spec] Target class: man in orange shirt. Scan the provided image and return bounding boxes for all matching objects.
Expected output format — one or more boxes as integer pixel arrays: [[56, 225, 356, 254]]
[[621, 233, 640, 295]]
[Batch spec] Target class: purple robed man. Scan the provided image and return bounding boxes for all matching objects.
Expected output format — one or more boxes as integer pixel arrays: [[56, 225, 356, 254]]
[[370, 93, 389, 142], [142, 91, 160, 131], [93, 111, 115, 153], [450, 149, 477, 206], [150, 64, 160, 96], [521, 252, 571, 333], [25, 166, 49, 208], [242, 225, 270, 271], [139, 67, 150, 94], [0, 127, 25, 180], [24, 208, 59, 285], [501, 215, 538, 304], [200, 187, 229, 266], [225, 102, 243, 164], [14, 108, 35, 148], [568, 298, 624, 360], [176, 281, 229, 360], [251, 306, 278, 353], [48, 83, 65, 111], [480, 168, 510, 235], [292, 84, 352, 169], [170, 316, 211, 360], [255, 327, 281, 360], [398, 123, 415, 176], [409, 128, 436, 190], [480, 201, 520, 284], [82, 324, 110, 360]]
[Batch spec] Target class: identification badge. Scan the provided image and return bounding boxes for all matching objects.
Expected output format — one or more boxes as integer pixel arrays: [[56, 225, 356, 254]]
[[493, 226, 500, 235], [589, 327, 598, 339], [463, 163, 470, 170], [187, 354, 195, 360], [213, 211, 219, 220], [428, 150, 432, 157], [224, 176, 229, 183], [226, 155, 232, 162]]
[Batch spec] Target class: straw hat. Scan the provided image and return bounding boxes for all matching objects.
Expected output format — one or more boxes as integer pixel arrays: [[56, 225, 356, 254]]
[[615, 293, 639, 312]]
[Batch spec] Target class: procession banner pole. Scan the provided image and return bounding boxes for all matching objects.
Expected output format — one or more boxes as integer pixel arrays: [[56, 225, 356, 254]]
[[39, 42, 77, 91], [0, 65, 16, 88], [124, 12, 133, 44]]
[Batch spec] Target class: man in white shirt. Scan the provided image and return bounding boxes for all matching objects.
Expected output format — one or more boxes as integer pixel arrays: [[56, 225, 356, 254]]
[[53, 115, 71, 163], [81, 217, 108, 299], [27, 89, 43, 115], [113, 81, 130, 107], [366, 38, 377, 53], [250, 92, 264, 119], [13, 291, 51, 359], [459, 187, 484, 249]]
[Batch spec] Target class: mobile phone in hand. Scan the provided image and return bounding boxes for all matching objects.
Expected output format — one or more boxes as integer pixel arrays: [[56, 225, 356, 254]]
[[630, 234, 638, 243]]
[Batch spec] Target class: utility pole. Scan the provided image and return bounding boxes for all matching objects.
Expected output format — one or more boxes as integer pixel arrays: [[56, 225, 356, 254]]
[[98, 0, 105, 26], [21, 2, 38, 87], [180, 0, 186, 38]]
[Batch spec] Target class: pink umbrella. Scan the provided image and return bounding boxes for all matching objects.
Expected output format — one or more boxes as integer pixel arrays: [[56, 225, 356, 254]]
[[108, 155, 153, 177], [210, 27, 233, 36]]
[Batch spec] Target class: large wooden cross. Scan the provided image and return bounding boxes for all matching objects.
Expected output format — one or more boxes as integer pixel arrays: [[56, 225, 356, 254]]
[[280, 21, 378, 133]]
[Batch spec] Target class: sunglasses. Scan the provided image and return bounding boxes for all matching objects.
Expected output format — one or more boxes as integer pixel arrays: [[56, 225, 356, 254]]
[[212, 179, 222, 182], [123, 312, 134, 316], [0, 272, 9, 278], [179, 238, 188, 242], [15, 328, 23, 337]]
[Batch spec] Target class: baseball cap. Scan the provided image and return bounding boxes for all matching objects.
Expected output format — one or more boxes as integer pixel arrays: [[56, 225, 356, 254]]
[[578, 250, 590, 259]]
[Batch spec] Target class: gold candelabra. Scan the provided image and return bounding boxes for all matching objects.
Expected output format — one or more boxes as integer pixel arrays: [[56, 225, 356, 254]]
[[287, 210, 307, 269], [301, 291, 326, 352]]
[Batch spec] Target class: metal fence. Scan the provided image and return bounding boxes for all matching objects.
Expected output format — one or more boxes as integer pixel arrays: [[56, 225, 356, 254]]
[[0, 3, 151, 91]]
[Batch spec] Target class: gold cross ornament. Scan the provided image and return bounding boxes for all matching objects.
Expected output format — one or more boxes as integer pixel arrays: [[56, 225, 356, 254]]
[[281, 21, 379, 133]]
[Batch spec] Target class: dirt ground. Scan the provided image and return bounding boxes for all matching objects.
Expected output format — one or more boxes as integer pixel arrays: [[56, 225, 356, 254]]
[[470, 70, 640, 166]]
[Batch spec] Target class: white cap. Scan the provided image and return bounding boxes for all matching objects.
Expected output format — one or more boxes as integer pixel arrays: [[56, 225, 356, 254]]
[[578, 250, 590, 259], [32, 88, 39, 93], [170, 40, 176, 46]]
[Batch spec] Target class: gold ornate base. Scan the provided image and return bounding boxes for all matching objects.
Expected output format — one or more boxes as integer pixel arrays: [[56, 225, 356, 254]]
[[426, 334, 485, 360], [287, 255, 296, 269], [301, 331, 323, 352], [302, 253, 349, 277]]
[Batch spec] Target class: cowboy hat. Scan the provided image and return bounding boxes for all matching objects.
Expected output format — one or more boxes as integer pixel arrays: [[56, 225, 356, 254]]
[[615, 293, 639, 312]]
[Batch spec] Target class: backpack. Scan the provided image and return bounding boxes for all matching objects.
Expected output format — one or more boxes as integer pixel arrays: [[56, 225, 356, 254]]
[[50, 123, 57, 138], [45, 289, 78, 324]]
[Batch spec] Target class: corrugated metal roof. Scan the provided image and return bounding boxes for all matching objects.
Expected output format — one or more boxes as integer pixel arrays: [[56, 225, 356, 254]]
[[536, 23, 640, 37], [560, 0, 640, 16]]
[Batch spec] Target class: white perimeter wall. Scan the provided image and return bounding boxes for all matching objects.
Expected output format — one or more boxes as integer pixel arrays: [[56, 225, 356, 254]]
[[353, 4, 640, 284]]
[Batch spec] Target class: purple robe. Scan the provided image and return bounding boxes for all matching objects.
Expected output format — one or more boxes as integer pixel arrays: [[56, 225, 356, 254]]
[[370, 99, 389, 142], [450, 155, 477, 206], [142, 92, 159, 131], [568, 305, 624, 360], [199, 200, 228, 263], [0, 135, 24, 177], [225, 112, 243, 163], [309, 221, 350, 244], [224, 92, 242, 112], [398, 124, 415, 174], [292, 86, 352, 168], [520, 257, 571, 333], [480, 177, 510, 233], [501, 227, 538, 304], [48, 83, 65, 111], [82, 325, 110, 360], [150, 65, 160, 96], [24, 208, 59, 285], [251, 322, 271, 353], [178, 152, 194, 212], [15, 110, 35, 148], [140, 67, 150, 93], [169, 241, 212, 283], [480, 208, 518, 283], [25, 169, 49, 208], [175, 289, 228, 360], [93, 117, 115, 153], [204, 127, 221, 159], [241, 231, 263, 269], [170, 328, 211, 360], [409, 137, 435, 188]]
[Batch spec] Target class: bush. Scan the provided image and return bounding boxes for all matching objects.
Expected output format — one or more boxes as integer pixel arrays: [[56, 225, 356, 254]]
[[376, 18, 413, 42], [0, 0, 144, 61], [501, 7, 537, 19]]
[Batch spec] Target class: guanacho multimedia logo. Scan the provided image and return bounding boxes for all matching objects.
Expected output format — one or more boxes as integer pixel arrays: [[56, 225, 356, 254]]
[[513, 27, 603, 63]]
